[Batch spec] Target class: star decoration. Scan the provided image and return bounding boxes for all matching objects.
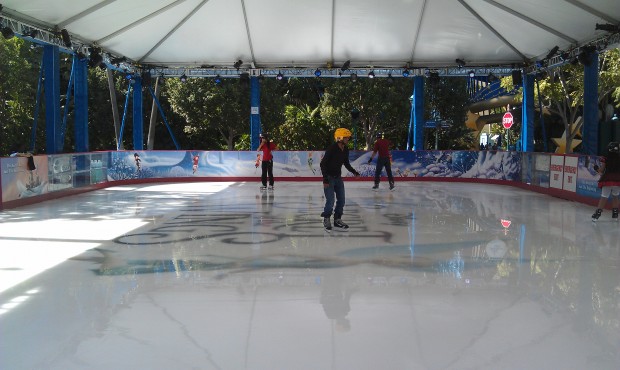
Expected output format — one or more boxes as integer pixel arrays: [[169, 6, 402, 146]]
[[551, 117, 583, 153]]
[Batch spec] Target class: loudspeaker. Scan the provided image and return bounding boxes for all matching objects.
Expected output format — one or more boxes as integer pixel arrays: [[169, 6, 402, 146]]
[[512, 70, 522, 86]]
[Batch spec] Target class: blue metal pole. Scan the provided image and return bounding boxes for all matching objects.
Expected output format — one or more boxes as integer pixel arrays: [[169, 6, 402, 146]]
[[73, 55, 89, 153], [250, 76, 262, 150], [521, 74, 535, 152], [132, 77, 144, 150], [118, 83, 132, 150], [60, 57, 76, 147], [43, 45, 61, 154], [412, 76, 425, 150], [147, 87, 180, 149]]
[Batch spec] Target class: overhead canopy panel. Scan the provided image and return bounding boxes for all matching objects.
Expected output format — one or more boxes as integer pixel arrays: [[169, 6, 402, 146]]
[[1, 0, 618, 69]]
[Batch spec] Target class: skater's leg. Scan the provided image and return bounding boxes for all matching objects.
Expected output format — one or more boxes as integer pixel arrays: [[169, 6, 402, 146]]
[[321, 177, 335, 218], [374, 160, 384, 185], [261, 161, 268, 187], [267, 160, 274, 187], [333, 178, 346, 220]]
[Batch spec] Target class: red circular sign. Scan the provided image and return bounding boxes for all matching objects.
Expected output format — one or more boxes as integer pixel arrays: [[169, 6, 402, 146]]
[[502, 112, 514, 129]]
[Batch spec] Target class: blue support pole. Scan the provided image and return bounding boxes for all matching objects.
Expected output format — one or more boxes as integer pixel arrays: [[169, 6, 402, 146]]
[[132, 77, 144, 150], [74, 55, 89, 153], [521, 74, 535, 152], [410, 76, 425, 150], [43, 45, 62, 154], [60, 58, 75, 147], [250, 76, 262, 150], [119, 83, 133, 150], [582, 52, 599, 155], [147, 87, 180, 149]]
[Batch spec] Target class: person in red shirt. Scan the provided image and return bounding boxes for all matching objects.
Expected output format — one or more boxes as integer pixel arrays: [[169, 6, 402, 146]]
[[257, 133, 277, 190], [367, 132, 395, 191]]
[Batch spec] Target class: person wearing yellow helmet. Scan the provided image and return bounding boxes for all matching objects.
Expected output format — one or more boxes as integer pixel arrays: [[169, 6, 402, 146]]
[[320, 127, 360, 231]]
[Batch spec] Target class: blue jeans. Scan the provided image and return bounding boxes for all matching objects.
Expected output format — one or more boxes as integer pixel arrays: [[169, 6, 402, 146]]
[[321, 176, 345, 219], [374, 157, 394, 185]]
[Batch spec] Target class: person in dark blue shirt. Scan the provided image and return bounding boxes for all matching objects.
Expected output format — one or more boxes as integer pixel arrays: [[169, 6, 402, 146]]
[[320, 128, 360, 232]]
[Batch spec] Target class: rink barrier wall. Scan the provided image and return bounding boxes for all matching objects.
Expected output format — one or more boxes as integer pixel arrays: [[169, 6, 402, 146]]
[[0, 150, 603, 210]]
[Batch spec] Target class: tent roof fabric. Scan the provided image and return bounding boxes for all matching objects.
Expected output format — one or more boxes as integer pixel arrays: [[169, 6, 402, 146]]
[[1, 0, 618, 69]]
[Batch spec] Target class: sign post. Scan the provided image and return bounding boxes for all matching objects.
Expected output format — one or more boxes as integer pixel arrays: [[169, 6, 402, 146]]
[[502, 112, 514, 150]]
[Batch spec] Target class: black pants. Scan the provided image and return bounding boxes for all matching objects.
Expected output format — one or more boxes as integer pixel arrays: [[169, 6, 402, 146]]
[[374, 156, 394, 185], [261, 159, 274, 186]]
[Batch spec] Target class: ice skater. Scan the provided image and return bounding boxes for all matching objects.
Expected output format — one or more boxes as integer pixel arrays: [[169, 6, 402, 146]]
[[320, 128, 360, 232], [592, 141, 620, 221], [367, 131, 395, 191], [257, 132, 277, 190]]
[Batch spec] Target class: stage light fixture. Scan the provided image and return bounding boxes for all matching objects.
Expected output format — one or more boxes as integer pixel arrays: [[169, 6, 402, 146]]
[[110, 56, 127, 66], [60, 29, 72, 48], [24, 29, 38, 38], [240, 72, 250, 84], [468, 70, 475, 78], [214, 75, 222, 85], [578, 45, 596, 66], [1, 26, 15, 39], [276, 72, 283, 80], [368, 71, 375, 78], [350, 73, 357, 82], [314, 68, 321, 77], [341, 60, 351, 72], [180, 74, 187, 83], [428, 71, 440, 85], [595, 23, 620, 33], [234, 60, 243, 69], [455, 58, 466, 68], [546, 45, 560, 59], [88, 48, 103, 68], [402, 68, 410, 77], [125, 72, 133, 80], [387, 73, 394, 83], [560, 52, 570, 61]]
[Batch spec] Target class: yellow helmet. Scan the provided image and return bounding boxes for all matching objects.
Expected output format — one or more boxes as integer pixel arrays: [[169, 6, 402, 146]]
[[334, 128, 352, 141]]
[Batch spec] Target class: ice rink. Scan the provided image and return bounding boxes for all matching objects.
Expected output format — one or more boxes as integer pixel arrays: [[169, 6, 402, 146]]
[[1, 181, 619, 369]]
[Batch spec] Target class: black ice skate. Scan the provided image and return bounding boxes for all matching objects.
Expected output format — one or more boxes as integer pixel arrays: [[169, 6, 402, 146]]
[[372, 184, 379, 191], [260, 185, 267, 191], [389, 183, 395, 191], [333, 219, 349, 231], [613, 208, 618, 221], [323, 217, 332, 232], [268, 185, 274, 191], [592, 208, 602, 222]]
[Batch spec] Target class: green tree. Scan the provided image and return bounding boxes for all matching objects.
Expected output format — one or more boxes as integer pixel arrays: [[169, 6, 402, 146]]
[[0, 37, 42, 155], [166, 78, 250, 150], [424, 76, 474, 150], [319, 78, 413, 150]]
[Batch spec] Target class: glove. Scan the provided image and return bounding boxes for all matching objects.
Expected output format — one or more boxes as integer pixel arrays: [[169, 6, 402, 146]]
[[367, 159, 372, 164]]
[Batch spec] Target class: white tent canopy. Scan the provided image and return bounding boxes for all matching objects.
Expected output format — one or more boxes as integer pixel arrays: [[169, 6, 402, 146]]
[[1, 0, 618, 70]]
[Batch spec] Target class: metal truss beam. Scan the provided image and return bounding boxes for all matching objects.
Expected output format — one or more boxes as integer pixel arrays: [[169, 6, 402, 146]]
[[149, 66, 517, 79]]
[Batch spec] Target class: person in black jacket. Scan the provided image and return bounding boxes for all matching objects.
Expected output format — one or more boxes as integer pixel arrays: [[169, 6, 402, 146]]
[[592, 141, 620, 221], [320, 128, 360, 232]]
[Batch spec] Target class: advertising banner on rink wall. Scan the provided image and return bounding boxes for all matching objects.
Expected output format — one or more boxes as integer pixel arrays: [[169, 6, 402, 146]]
[[562, 156, 578, 192], [0, 150, 605, 208], [549, 155, 565, 189]]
